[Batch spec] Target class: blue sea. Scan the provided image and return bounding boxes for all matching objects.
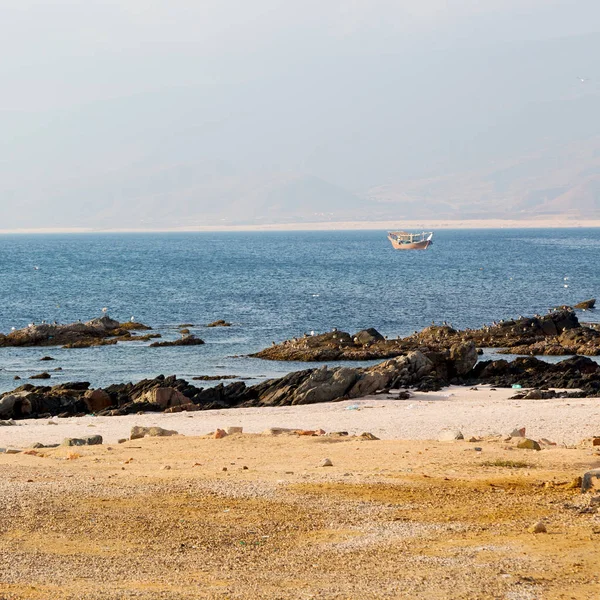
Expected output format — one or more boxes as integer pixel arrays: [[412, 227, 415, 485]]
[[0, 229, 599, 393]]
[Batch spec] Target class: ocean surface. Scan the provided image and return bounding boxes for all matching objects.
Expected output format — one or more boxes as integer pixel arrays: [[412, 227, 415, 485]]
[[0, 229, 599, 393]]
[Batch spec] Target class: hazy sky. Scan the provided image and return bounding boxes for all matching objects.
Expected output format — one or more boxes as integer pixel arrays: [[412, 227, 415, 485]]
[[1, 1, 600, 226]]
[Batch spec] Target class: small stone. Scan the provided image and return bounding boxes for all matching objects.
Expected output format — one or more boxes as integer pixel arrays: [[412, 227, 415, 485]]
[[360, 432, 380, 440], [528, 521, 547, 534], [592, 438, 600, 447], [320, 458, 333, 467], [510, 427, 526, 438], [517, 438, 541, 451], [47, 420, 58, 425], [222, 467, 228, 472], [242, 466, 248, 470], [214, 429, 228, 439], [582, 468, 600, 493], [226, 426, 243, 435], [565, 476, 583, 490], [117, 438, 127, 444], [467, 436, 480, 442], [438, 429, 464, 442], [161, 465, 171, 470]]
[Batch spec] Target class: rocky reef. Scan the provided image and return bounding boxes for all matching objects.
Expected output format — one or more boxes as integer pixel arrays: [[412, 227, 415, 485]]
[[2, 341, 599, 420], [0, 316, 156, 349], [253, 308, 600, 361], [0, 342, 478, 419]]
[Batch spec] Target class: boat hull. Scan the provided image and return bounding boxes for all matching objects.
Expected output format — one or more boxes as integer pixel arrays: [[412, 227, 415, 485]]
[[389, 238, 432, 250]]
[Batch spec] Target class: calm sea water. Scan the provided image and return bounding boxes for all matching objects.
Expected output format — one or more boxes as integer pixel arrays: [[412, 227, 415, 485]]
[[0, 229, 598, 393]]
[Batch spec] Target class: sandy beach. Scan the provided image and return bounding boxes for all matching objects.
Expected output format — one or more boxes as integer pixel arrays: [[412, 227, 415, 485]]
[[2, 386, 599, 449], [1, 217, 600, 235], [2, 385, 600, 599]]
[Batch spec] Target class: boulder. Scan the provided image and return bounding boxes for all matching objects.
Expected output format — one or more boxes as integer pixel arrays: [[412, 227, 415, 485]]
[[517, 438, 541, 451], [61, 435, 103, 446], [149, 335, 205, 347], [130, 426, 179, 440], [449, 341, 478, 376], [134, 387, 188, 409], [353, 328, 385, 345], [83, 389, 113, 412], [0, 391, 30, 418], [582, 468, 600, 493]]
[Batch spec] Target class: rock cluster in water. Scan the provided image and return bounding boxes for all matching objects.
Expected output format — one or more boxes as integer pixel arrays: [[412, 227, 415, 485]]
[[0, 316, 157, 348], [0, 345, 478, 419], [1, 341, 599, 420], [253, 307, 600, 360]]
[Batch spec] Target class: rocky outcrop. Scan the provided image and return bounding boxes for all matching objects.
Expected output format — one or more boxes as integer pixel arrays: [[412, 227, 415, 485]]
[[0, 315, 153, 348], [149, 335, 205, 347], [466, 355, 600, 397], [574, 299, 595, 310], [253, 309, 600, 360], [0, 340, 596, 421]]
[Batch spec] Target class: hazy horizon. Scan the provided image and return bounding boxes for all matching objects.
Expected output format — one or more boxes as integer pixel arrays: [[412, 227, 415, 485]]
[[2, 1, 600, 228]]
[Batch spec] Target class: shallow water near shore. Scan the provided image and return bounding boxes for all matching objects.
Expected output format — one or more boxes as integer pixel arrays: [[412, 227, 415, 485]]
[[0, 228, 599, 392]]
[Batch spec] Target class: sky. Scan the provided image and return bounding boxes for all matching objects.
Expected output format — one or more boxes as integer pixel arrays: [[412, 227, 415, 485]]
[[1, 0, 600, 227]]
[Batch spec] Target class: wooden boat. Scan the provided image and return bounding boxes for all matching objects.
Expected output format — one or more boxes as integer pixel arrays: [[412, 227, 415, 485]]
[[387, 231, 433, 250]]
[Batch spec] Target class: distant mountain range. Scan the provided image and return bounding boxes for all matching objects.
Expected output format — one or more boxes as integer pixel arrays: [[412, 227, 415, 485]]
[[3, 138, 600, 230], [27, 137, 598, 229]]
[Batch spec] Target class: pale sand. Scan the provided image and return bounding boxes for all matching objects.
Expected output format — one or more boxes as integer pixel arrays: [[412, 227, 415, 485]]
[[1, 217, 599, 235], [2, 386, 599, 448]]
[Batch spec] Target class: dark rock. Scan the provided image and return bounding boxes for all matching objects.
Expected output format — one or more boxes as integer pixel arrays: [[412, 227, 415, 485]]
[[30, 372, 51, 380], [575, 299, 595, 310], [149, 335, 205, 347], [206, 320, 232, 327], [40, 356, 55, 361], [0, 315, 152, 348], [353, 328, 385, 345], [61, 435, 103, 446]]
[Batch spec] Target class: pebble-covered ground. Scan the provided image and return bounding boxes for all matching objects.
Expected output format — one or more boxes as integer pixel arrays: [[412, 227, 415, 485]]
[[1, 433, 600, 599]]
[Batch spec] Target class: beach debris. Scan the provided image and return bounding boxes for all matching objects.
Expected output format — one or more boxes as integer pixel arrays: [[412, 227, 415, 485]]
[[517, 439, 541, 451], [438, 429, 464, 442], [346, 405, 360, 411], [214, 429, 228, 439], [360, 432, 380, 441], [582, 469, 600, 493], [320, 458, 333, 467], [511, 384, 522, 389], [61, 435, 103, 446], [528, 521, 547, 534], [509, 427, 526, 438], [130, 426, 179, 440], [227, 426, 243, 435]]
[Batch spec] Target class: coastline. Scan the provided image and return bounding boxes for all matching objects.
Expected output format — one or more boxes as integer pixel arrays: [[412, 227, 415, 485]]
[[2, 386, 600, 447], [1, 217, 600, 235]]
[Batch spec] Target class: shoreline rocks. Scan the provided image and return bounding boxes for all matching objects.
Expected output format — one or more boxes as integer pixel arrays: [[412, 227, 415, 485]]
[[1, 343, 598, 421]]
